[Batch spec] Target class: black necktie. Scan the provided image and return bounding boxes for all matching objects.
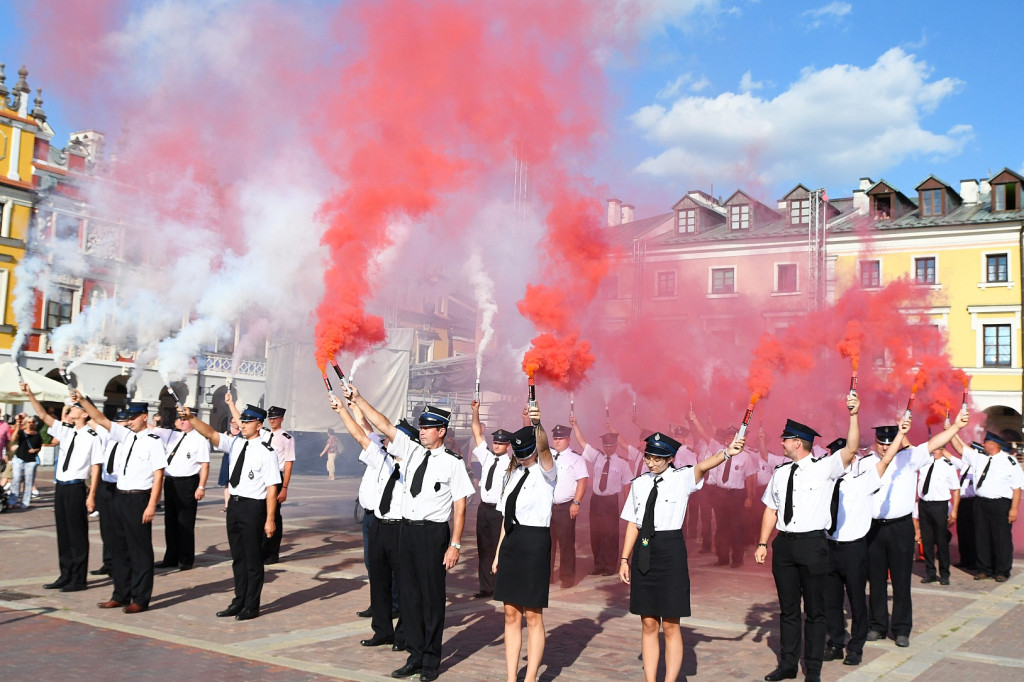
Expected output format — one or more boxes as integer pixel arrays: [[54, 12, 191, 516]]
[[122, 437, 137, 475], [229, 442, 248, 488], [828, 477, 843, 536], [637, 476, 662, 575], [976, 457, 993, 489], [599, 456, 610, 493], [959, 465, 971, 487], [410, 452, 430, 497], [266, 431, 275, 447], [62, 431, 78, 472], [105, 443, 118, 475], [783, 464, 798, 526], [922, 462, 935, 496], [722, 454, 732, 484], [503, 467, 530, 534], [167, 434, 185, 465], [378, 463, 401, 516], [485, 458, 498, 491]]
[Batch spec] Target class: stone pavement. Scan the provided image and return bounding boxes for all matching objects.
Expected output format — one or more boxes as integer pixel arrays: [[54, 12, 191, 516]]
[[2, 472, 1023, 681]]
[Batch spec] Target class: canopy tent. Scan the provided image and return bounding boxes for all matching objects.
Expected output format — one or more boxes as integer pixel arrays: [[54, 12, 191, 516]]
[[0, 361, 72, 404]]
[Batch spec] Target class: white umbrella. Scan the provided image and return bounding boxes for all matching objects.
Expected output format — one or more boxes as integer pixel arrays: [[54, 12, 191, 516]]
[[0, 361, 72, 403]]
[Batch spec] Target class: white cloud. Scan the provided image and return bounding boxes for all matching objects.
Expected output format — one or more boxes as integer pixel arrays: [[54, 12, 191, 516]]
[[802, 1, 851, 29], [657, 72, 712, 99], [630, 48, 972, 190], [739, 71, 765, 93]]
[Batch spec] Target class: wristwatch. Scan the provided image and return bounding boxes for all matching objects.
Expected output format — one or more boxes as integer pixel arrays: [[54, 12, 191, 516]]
[[571, 500, 581, 507], [450, 542, 462, 550], [198, 486, 205, 490]]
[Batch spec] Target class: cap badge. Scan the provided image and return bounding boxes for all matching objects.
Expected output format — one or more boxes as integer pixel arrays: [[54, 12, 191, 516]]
[[248, 471, 254, 479], [654, 434, 660, 441]]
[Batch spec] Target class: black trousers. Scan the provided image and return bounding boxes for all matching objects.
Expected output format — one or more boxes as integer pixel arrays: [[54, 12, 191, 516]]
[[771, 532, 830, 676], [263, 502, 284, 562], [866, 515, 914, 638], [162, 474, 200, 567], [95, 481, 117, 570], [398, 521, 450, 674], [227, 496, 268, 610], [975, 497, 1013, 578], [550, 501, 577, 583], [110, 491, 155, 606], [825, 538, 868, 655], [956, 497, 978, 568], [714, 487, 746, 564], [696, 485, 718, 550], [476, 502, 501, 593], [54, 482, 89, 587], [369, 520, 405, 643], [589, 494, 620, 573], [919, 500, 952, 580]]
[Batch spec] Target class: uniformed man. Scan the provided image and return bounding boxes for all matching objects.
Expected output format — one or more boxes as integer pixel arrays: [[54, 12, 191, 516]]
[[76, 392, 166, 614], [351, 387, 473, 682], [548, 422, 588, 588], [960, 430, 1024, 582], [706, 426, 759, 568], [87, 418, 118, 577], [915, 439, 960, 585], [687, 411, 718, 553], [947, 434, 978, 569], [470, 400, 511, 599], [861, 409, 967, 647], [754, 395, 860, 682], [260, 405, 294, 564], [572, 419, 631, 576], [22, 384, 103, 592], [155, 410, 211, 570], [186, 403, 279, 620]]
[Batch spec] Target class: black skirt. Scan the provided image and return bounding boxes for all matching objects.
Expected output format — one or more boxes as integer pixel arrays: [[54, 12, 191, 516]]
[[494, 525, 552, 608], [630, 530, 690, 617]]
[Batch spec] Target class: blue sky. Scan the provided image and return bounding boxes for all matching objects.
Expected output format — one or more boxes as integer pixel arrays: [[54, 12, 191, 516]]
[[2, 0, 1021, 217]]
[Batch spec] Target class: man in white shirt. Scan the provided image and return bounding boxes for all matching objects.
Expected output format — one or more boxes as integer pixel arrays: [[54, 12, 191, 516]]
[[471, 400, 512, 599], [260, 405, 295, 564], [573, 419, 631, 576], [549, 422, 588, 588], [155, 411, 211, 571], [916, 442, 960, 585]]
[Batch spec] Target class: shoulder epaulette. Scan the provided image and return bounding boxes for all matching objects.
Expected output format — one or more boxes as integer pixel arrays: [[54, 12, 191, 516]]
[[811, 455, 827, 463], [629, 472, 646, 482], [148, 433, 161, 440], [262, 442, 275, 451], [943, 458, 954, 465], [672, 464, 694, 471], [61, 421, 73, 428], [1007, 455, 1018, 466], [445, 447, 463, 460], [283, 432, 292, 439], [775, 461, 794, 469], [261, 426, 271, 432], [87, 428, 97, 436]]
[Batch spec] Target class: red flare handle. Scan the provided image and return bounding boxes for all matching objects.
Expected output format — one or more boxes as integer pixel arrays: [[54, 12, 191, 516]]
[[849, 372, 858, 396], [322, 372, 336, 396]]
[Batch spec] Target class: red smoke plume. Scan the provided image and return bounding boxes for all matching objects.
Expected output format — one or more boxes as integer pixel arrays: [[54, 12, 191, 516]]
[[837, 320, 864, 370], [521, 332, 595, 390]]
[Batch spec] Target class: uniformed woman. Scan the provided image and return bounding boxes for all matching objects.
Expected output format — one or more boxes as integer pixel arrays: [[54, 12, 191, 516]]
[[491, 404, 556, 682], [619, 431, 743, 682]]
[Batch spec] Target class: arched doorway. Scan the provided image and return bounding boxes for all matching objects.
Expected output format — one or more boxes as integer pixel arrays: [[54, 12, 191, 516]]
[[982, 405, 1022, 455], [157, 382, 190, 429], [102, 375, 129, 420]]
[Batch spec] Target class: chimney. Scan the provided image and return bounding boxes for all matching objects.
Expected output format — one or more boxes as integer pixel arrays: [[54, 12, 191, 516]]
[[621, 204, 634, 224], [960, 179, 979, 204], [607, 198, 622, 227], [980, 179, 991, 198], [852, 191, 868, 214]]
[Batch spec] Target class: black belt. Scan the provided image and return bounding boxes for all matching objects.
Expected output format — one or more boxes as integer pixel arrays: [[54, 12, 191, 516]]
[[364, 508, 375, 515], [828, 536, 866, 546], [874, 514, 912, 526], [402, 519, 446, 526], [479, 502, 497, 508], [377, 518, 402, 525], [776, 529, 825, 539], [553, 501, 573, 506], [56, 479, 86, 486], [102, 481, 118, 488], [166, 473, 200, 480], [119, 489, 151, 495], [229, 494, 263, 502]]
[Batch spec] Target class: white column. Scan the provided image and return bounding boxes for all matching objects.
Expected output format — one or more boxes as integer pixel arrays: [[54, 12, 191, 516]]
[[1, 200, 12, 238], [7, 126, 21, 181]]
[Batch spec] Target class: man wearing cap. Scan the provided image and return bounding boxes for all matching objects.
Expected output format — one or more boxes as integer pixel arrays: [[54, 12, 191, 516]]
[[858, 410, 967, 647], [915, 435, 961, 586], [87, 418, 118, 577], [350, 387, 474, 682], [548, 421, 588, 588], [706, 426, 759, 569], [470, 400, 512, 599], [185, 403, 279, 620], [572, 417, 632, 576], [22, 384, 104, 593], [260, 405, 295, 564], [959, 430, 1024, 582], [75, 391, 166, 614], [155, 410, 211, 571], [754, 396, 860, 682], [946, 434, 978, 569]]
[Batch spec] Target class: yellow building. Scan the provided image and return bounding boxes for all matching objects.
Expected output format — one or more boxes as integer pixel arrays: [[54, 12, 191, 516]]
[[829, 172, 1024, 434]]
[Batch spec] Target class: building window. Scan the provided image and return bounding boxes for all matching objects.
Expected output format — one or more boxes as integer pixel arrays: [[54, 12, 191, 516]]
[[711, 267, 735, 294], [45, 288, 75, 329], [656, 271, 676, 297], [987, 253, 1008, 283], [678, 209, 695, 234], [920, 189, 942, 217], [874, 195, 892, 220], [729, 205, 749, 230], [417, 342, 433, 364], [994, 183, 1019, 211], [983, 324, 1011, 367], [859, 260, 880, 288], [914, 257, 936, 284], [776, 264, 797, 293], [789, 200, 809, 225]]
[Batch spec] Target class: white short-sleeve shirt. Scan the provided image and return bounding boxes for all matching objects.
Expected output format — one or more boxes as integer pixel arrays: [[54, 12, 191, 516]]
[[497, 462, 558, 526], [621, 466, 703, 530]]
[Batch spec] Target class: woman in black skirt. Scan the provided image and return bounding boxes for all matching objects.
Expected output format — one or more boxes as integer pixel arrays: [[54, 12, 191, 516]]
[[619, 430, 744, 682], [492, 404, 556, 682]]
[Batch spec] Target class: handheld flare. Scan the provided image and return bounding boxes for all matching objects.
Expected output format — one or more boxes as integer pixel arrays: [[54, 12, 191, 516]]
[[321, 371, 336, 398], [632, 401, 637, 417], [475, 379, 481, 403], [165, 383, 183, 408], [569, 393, 575, 420], [737, 401, 756, 439], [962, 388, 969, 413], [528, 375, 536, 408], [330, 359, 350, 392], [904, 394, 915, 421], [849, 371, 858, 398]]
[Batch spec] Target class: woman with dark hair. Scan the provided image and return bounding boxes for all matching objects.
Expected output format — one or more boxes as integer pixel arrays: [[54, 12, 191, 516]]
[[9, 414, 42, 509], [619, 431, 742, 682], [491, 403, 556, 682]]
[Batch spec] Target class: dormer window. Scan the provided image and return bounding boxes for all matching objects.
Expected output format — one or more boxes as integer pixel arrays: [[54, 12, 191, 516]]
[[789, 200, 809, 225], [729, 204, 749, 230], [678, 209, 695, 234], [873, 195, 892, 220], [920, 189, 943, 217], [994, 182, 1019, 211]]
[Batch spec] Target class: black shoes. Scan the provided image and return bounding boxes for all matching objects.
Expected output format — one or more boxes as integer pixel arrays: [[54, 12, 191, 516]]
[[822, 645, 844, 661], [235, 608, 260, 621], [419, 670, 439, 681], [154, 560, 177, 568], [471, 591, 492, 599], [921, 576, 938, 584], [865, 630, 883, 641], [90, 567, 111, 576], [895, 635, 910, 647], [843, 651, 862, 666], [43, 578, 70, 590], [763, 668, 797, 681], [60, 584, 87, 592], [216, 604, 244, 618], [939, 577, 950, 585], [356, 607, 373, 618], [391, 662, 423, 678], [361, 636, 394, 647], [392, 641, 407, 652]]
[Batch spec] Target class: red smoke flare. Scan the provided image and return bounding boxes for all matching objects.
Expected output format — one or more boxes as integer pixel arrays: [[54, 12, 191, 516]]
[[837, 320, 864, 370], [521, 332, 595, 391]]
